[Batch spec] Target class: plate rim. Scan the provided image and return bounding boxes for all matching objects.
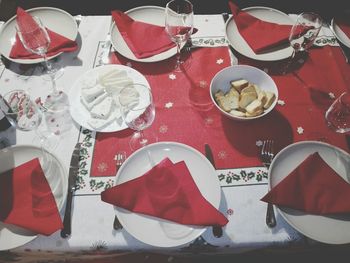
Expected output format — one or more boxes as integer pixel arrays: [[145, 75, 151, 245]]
[[68, 64, 150, 132], [268, 140, 350, 244], [0, 144, 67, 250], [0, 6, 78, 64], [110, 5, 179, 63], [114, 141, 221, 247], [225, 6, 294, 61], [330, 18, 350, 49]]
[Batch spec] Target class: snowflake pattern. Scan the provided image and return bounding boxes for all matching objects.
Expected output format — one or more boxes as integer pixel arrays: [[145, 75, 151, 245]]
[[199, 80, 208, 88], [159, 125, 168, 134], [126, 62, 132, 67], [169, 73, 176, 80], [97, 162, 108, 172], [216, 58, 224, 64], [297, 126, 304, 134], [277, 99, 285, 106], [256, 140, 263, 147], [165, 102, 173, 109], [204, 117, 214, 125], [328, 92, 335, 99], [218, 150, 227, 160]]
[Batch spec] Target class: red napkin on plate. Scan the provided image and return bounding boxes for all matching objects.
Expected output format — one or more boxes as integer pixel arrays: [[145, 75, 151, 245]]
[[335, 17, 350, 39], [228, 1, 303, 54], [261, 152, 350, 215], [101, 157, 228, 226], [9, 7, 78, 59], [111, 10, 176, 59], [0, 158, 63, 235]]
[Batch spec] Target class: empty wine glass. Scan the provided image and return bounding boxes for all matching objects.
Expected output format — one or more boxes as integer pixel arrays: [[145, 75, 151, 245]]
[[325, 92, 350, 133], [119, 83, 156, 151], [2, 90, 57, 169], [165, 0, 194, 72], [15, 16, 69, 117], [284, 12, 322, 73]]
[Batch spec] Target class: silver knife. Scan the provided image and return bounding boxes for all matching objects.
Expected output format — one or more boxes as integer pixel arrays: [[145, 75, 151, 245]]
[[60, 142, 81, 238], [204, 144, 223, 238]]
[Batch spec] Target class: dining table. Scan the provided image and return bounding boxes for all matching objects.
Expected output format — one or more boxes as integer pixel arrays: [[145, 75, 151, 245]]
[[1, 3, 350, 262]]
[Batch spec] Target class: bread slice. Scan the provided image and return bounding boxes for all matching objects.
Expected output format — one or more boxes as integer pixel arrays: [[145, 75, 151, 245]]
[[245, 99, 263, 115], [240, 84, 257, 95], [263, 91, 276, 109], [217, 94, 239, 112], [229, 109, 246, 117], [230, 79, 249, 93], [90, 96, 114, 119], [239, 91, 257, 109], [246, 108, 264, 117]]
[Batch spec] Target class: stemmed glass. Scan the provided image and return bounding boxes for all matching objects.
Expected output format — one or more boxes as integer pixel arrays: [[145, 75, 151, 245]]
[[165, 0, 194, 72], [284, 12, 322, 72], [2, 90, 57, 168], [15, 16, 69, 113], [325, 92, 350, 133], [119, 83, 156, 151]]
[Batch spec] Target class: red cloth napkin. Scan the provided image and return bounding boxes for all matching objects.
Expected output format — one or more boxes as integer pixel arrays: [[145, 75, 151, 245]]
[[335, 17, 350, 38], [101, 157, 228, 226], [111, 10, 176, 59], [9, 7, 78, 59], [228, 1, 304, 54], [0, 158, 63, 235], [261, 152, 350, 215]]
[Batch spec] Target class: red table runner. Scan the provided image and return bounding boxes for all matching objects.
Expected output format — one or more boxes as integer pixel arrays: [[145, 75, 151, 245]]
[[91, 45, 350, 177]]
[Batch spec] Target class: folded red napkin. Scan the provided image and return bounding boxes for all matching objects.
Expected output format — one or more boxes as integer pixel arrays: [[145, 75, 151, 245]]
[[335, 17, 350, 39], [261, 152, 350, 215], [111, 10, 176, 59], [10, 7, 78, 59], [228, 1, 303, 54], [101, 157, 228, 226], [0, 158, 63, 235]]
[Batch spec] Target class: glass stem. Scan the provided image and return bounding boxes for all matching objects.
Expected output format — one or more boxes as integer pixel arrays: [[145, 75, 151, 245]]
[[175, 41, 181, 68], [42, 53, 59, 97]]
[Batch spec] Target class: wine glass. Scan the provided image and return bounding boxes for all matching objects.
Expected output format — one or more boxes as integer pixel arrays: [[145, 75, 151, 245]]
[[284, 12, 322, 73], [325, 92, 350, 133], [2, 90, 57, 168], [119, 83, 156, 150], [15, 16, 69, 116], [165, 0, 194, 72]]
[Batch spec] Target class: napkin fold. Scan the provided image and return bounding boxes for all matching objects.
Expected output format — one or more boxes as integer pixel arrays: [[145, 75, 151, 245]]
[[111, 10, 176, 59], [0, 158, 63, 235], [10, 7, 78, 59], [228, 1, 303, 54], [101, 157, 228, 226], [261, 152, 350, 215]]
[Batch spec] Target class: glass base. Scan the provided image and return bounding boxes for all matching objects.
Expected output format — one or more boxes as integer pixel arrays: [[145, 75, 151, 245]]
[[42, 64, 64, 81], [129, 131, 158, 151]]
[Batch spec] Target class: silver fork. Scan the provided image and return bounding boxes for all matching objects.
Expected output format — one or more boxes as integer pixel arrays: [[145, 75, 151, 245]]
[[112, 151, 126, 230], [261, 140, 277, 228]]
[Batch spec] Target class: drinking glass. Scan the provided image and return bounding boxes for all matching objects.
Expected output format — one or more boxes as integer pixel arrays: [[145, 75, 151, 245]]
[[165, 0, 194, 71], [2, 90, 57, 168], [325, 92, 350, 133], [119, 83, 156, 150], [284, 12, 322, 73], [15, 16, 69, 115]]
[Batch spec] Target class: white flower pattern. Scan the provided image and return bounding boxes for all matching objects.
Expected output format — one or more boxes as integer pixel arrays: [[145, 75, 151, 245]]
[[297, 126, 304, 134], [165, 102, 173, 109], [277, 100, 285, 106], [169, 74, 176, 80], [216, 58, 224, 64]]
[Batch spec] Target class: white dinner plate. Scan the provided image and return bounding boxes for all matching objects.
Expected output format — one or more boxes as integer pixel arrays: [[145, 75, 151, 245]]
[[0, 145, 67, 250], [68, 64, 150, 132], [115, 142, 221, 247], [331, 18, 350, 49], [110, 6, 178, 63], [0, 7, 78, 64], [226, 6, 294, 61], [268, 141, 350, 244]]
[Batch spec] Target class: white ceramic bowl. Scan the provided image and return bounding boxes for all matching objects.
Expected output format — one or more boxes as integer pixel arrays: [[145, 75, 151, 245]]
[[210, 65, 278, 121]]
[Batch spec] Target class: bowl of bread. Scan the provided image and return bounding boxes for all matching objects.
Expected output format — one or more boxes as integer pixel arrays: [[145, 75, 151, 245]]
[[210, 65, 278, 121]]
